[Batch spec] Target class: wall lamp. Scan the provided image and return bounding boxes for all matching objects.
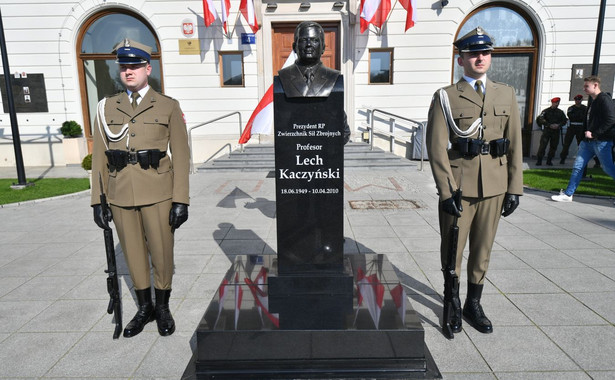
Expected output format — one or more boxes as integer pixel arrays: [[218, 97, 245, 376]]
[[266, 2, 278, 10], [299, 2, 311, 10]]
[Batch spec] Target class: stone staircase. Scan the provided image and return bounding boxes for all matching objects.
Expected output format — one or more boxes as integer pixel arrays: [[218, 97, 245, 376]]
[[197, 142, 419, 172]]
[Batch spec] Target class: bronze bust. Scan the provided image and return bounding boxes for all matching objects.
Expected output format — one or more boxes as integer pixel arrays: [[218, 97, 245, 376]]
[[278, 21, 340, 98]]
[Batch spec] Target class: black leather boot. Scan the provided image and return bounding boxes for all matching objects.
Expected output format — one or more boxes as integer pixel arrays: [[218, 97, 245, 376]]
[[536, 158, 542, 166], [463, 283, 493, 334], [123, 288, 155, 338], [546, 157, 553, 166], [155, 288, 175, 336]]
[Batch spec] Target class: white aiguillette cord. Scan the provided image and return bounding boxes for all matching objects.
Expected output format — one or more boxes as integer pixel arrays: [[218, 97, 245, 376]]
[[439, 88, 484, 141], [97, 97, 130, 150]]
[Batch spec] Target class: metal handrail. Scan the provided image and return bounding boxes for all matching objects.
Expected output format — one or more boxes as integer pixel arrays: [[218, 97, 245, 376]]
[[368, 108, 426, 171], [187, 111, 242, 173]]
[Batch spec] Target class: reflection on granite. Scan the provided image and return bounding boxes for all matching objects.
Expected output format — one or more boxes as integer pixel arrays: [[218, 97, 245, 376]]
[[202, 254, 422, 332], [195, 254, 440, 379]]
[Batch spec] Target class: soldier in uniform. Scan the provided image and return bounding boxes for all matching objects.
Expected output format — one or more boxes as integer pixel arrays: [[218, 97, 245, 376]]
[[426, 27, 523, 335], [535, 97, 567, 166], [90, 39, 190, 338], [559, 94, 587, 164]]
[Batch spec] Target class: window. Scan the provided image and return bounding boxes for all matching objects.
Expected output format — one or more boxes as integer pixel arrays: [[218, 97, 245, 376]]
[[77, 11, 162, 147], [219, 52, 245, 87], [369, 48, 393, 84]]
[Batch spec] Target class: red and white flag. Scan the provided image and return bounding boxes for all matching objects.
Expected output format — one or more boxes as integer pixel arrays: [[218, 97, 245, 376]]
[[238, 51, 297, 144], [390, 283, 406, 324], [244, 267, 280, 328], [398, 0, 417, 32], [234, 272, 243, 330], [240, 0, 259, 33], [356, 268, 384, 329], [220, 0, 231, 34], [217, 277, 229, 322], [202, 0, 219, 28], [360, 0, 391, 33]]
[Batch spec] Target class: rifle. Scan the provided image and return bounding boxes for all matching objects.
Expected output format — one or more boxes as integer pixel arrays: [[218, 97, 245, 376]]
[[442, 187, 462, 339], [98, 173, 123, 339]]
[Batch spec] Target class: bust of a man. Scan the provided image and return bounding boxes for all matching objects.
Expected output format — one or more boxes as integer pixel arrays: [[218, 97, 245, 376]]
[[278, 21, 340, 98]]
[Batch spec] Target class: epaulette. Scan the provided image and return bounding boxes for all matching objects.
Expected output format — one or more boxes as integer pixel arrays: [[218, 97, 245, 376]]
[[158, 92, 176, 101], [492, 80, 512, 87], [106, 91, 124, 99]]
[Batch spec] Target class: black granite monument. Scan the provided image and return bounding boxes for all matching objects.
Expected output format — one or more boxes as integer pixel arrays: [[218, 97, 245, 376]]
[[192, 22, 440, 379]]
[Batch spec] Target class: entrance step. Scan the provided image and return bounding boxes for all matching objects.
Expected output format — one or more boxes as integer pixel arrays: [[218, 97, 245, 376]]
[[197, 142, 418, 172]]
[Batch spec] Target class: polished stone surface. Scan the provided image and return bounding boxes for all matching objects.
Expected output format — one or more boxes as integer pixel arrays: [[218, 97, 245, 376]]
[[195, 254, 440, 379]]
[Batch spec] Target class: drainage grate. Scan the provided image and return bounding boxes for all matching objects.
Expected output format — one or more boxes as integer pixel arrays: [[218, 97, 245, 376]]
[[348, 199, 422, 209]]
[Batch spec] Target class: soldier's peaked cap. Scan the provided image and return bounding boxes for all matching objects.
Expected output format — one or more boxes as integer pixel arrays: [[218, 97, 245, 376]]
[[113, 38, 152, 64], [454, 27, 494, 53]]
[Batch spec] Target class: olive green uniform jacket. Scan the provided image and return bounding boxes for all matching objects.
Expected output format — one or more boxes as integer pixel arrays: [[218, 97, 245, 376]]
[[90, 88, 190, 207], [426, 79, 523, 201]]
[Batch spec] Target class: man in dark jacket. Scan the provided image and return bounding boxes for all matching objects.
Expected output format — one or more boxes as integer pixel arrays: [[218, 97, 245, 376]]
[[552, 76, 615, 202]]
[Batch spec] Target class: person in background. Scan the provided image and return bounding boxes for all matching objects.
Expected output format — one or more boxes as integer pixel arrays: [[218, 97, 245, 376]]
[[552, 76, 615, 202], [559, 94, 587, 165], [535, 97, 567, 166]]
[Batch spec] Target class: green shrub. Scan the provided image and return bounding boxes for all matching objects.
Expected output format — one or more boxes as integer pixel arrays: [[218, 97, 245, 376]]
[[61, 120, 83, 137], [81, 153, 92, 171]]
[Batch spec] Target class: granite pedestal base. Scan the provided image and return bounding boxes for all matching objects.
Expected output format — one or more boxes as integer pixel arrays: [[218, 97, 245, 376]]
[[194, 254, 441, 379]]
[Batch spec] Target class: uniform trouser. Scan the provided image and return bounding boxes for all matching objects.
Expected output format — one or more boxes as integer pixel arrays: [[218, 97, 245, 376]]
[[537, 128, 560, 160], [110, 199, 174, 290], [439, 194, 505, 285], [560, 126, 584, 160]]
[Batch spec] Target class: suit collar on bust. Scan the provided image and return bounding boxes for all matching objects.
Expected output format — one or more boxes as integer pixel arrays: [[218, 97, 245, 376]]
[[279, 63, 334, 98]]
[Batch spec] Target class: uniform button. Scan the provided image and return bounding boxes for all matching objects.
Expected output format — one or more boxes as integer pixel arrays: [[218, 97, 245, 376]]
[[131, 133, 136, 137], [483, 112, 487, 116], [503, 110, 506, 113], [131, 119, 136, 123], [155, 119, 159, 122]]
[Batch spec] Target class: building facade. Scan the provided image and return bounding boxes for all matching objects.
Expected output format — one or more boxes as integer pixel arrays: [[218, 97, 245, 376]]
[[0, 0, 613, 167]]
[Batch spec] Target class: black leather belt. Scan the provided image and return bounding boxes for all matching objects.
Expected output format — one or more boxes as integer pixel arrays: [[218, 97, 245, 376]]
[[451, 138, 510, 158], [105, 149, 166, 171]]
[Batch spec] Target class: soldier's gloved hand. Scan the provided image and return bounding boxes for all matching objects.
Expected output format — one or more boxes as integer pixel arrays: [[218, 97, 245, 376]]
[[169, 202, 189, 230], [441, 196, 462, 217], [93, 204, 112, 229], [501, 193, 519, 217]]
